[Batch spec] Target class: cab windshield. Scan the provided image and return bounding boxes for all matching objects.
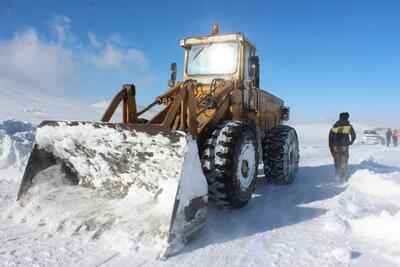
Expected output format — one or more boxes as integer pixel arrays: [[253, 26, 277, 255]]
[[187, 42, 238, 75]]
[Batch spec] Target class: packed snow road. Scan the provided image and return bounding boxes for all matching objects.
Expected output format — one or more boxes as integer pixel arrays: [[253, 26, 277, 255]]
[[0, 121, 400, 266]]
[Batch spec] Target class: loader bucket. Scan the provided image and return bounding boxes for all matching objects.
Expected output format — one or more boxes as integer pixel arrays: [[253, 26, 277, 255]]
[[17, 121, 208, 258]]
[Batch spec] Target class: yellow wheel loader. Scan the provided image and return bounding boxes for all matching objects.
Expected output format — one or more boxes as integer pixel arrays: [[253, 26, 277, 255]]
[[17, 25, 299, 258]]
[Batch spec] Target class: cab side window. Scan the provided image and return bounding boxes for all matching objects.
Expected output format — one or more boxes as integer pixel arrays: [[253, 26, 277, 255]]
[[244, 44, 255, 79], [243, 44, 257, 112]]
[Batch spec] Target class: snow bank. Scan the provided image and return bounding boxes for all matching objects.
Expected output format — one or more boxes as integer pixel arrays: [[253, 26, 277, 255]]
[[346, 171, 400, 254], [348, 170, 400, 201], [351, 210, 400, 244], [322, 164, 400, 263], [0, 119, 35, 173]]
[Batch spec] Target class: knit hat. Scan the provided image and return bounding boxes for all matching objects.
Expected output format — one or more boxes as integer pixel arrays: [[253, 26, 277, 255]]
[[339, 112, 349, 120]]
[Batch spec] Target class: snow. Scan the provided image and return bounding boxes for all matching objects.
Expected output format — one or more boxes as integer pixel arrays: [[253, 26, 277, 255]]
[[351, 210, 400, 245], [9, 163, 175, 259], [35, 122, 187, 192], [178, 138, 208, 207], [0, 120, 35, 169], [348, 170, 400, 200], [0, 120, 35, 183], [0, 119, 400, 266]]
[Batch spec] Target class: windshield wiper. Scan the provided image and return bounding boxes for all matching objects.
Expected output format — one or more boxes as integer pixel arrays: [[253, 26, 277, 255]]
[[192, 44, 211, 62]]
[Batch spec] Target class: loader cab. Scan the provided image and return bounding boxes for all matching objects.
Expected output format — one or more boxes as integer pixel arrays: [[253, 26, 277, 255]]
[[180, 31, 257, 84]]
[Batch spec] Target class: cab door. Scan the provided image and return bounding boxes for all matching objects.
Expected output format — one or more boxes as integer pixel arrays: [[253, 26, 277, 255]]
[[242, 43, 257, 112]]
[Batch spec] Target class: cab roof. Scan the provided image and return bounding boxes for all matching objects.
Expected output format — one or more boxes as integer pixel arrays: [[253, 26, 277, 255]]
[[180, 32, 256, 51]]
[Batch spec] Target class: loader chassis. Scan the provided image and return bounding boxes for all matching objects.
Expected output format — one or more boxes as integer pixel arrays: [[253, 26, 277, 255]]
[[17, 28, 299, 258]]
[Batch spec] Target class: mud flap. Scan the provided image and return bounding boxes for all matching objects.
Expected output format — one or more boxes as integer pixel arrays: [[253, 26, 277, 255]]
[[17, 121, 208, 258]]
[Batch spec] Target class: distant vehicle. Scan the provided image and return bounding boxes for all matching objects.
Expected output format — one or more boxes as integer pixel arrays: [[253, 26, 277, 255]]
[[361, 130, 384, 145]]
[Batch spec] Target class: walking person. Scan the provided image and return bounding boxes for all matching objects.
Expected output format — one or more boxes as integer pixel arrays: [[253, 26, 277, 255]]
[[329, 112, 356, 182], [386, 128, 392, 147], [393, 129, 398, 147], [396, 130, 400, 147]]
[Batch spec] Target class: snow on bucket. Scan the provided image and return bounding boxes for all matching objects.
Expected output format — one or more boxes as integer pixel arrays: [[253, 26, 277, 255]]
[[15, 121, 208, 258]]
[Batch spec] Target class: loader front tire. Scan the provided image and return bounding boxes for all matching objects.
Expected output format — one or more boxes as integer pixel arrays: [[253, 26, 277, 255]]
[[263, 125, 299, 184], [201, 121, 258, 208]]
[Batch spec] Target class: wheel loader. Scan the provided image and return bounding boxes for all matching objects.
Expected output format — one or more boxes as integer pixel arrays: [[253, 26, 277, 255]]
[[17, 24, 299, 258]]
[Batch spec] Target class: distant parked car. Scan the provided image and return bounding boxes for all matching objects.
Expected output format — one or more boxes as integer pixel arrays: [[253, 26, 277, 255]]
[[361, 130, 384, 145]]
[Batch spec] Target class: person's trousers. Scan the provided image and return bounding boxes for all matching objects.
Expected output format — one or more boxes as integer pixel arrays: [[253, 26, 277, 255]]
[[331, 146, 349, 181]]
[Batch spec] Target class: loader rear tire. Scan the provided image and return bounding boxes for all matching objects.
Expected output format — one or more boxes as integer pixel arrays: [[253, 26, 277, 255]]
[[201, 121, 258, 208], [263, 125, 299, 184]]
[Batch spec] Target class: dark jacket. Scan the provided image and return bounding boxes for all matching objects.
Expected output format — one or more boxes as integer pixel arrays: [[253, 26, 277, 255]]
[[386, 130, 392, 139], [329, 119, 356, 148]]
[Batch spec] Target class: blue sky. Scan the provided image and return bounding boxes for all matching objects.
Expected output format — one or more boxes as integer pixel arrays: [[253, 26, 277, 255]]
[[1, 0, 400, 124]]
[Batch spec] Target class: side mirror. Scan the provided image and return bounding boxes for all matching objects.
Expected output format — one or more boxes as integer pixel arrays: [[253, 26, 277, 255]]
[[168, 62, 177, 87], [248, 56, 260, 88], [282, 106, 290, 121]]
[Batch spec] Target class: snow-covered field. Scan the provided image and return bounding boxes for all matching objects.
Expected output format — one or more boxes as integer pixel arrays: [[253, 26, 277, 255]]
[[1, 118, 400, 266]]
